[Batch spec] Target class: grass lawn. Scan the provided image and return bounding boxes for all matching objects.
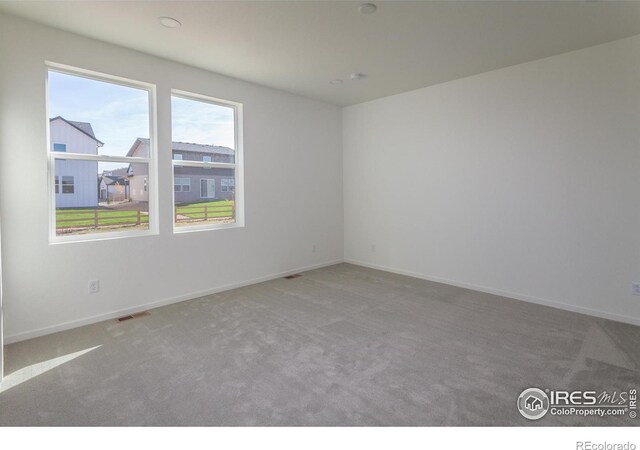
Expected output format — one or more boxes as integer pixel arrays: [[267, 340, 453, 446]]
[[56, 208, 149, 229], [56, 199, 233, 231], [176, 200, 234, 221]]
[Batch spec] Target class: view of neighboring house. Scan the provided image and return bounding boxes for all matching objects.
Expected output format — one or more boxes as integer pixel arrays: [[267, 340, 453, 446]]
[[99, 174, 130, 203], [126, 138, 235, 203], [50, 116, 103, 208]]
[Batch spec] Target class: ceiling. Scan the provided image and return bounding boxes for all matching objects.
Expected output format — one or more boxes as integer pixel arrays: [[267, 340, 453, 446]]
[[1, 1, 640, 106]]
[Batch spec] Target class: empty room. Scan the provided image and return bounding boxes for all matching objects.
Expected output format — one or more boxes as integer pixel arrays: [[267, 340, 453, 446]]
[[0, 0, 639, 443]]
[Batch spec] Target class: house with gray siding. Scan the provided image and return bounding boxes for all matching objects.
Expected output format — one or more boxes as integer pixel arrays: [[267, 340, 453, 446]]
[[126, 138, 235, 204]]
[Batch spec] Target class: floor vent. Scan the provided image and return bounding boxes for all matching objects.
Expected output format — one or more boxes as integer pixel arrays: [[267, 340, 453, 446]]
[[116, 311, 150, 322], [284, 274, 302, 279]]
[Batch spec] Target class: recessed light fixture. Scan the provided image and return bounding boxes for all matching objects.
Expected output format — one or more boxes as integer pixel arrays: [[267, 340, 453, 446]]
[[350, 73, 366, 81], [358, 3, 377, 15], [159, 17, 181, 28], [330, 79, 344, 85]]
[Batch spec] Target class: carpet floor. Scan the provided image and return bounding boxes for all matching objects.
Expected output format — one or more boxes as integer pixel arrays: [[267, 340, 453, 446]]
[[1, 263, 638, 426]]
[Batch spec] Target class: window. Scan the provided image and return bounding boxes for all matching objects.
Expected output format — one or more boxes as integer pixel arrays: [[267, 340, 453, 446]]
[[61, 176, 74, 194], [200, 179, 216, 198], [47, 64, 155, 241], [174, 177, 191, 192], [172, 90, 242, 230], [221, 178, 234, 192]]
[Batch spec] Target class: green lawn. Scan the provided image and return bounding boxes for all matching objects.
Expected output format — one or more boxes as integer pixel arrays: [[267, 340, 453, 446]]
[[176, 200, 234, 221], [55, 199, 234, 231], [56, 209, 149, 229]]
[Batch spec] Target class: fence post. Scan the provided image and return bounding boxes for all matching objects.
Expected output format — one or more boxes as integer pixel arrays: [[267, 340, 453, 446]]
[[204, 205, 208, 221], [94, 210, 99, 229], [136, 209, 141, 226]]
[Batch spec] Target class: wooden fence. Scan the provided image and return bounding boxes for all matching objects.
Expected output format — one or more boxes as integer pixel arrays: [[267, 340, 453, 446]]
[[56, 202, 233, 231], [56, 209, 146, 230], [175, 203, 235, 224]]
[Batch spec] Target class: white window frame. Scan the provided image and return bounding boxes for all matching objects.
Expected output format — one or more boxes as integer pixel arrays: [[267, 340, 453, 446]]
[[199, 178, 216, 199], [174, 177, 191, 192], [61, 175, 75, 194], [221, 178, 234, 192], [46, 62, 158, 244], [171, 89, 244, 233]]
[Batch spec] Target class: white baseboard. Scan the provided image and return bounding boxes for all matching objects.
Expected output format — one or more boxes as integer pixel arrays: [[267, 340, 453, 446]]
[[344, 258, 640, 327], [7, 257, 638, 344], [4, 259, 344, 344]]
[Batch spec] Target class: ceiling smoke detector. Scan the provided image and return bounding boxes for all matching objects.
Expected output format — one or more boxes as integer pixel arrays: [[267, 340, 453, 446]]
[[159, 17, 181, 28], [358, 3, 377, 15]]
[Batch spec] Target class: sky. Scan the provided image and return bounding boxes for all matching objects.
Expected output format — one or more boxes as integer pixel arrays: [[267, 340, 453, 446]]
[[48, 71, 235, 168]]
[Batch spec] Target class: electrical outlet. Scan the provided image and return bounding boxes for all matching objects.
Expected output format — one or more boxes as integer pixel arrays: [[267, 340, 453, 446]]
[[88, 280, 100, 294], [371, 244, 377, 252], [632, 282, 640, 296]]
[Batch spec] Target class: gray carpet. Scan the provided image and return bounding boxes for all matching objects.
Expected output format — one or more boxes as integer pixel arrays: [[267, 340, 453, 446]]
[[1, 263, 638, 426]]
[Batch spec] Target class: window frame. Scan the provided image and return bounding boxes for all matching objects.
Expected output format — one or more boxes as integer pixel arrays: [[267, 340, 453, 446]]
[[221, 178, 234, 192], [61, 175, 75, 194], [171, 89, 244, 233], [174, 177, 191, 193], [46, 62, 158, 244], [199, 178, 216, 199]]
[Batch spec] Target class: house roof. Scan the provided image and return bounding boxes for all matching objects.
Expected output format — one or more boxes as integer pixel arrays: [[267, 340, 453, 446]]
[[126, 138, 234, 157], [50, 116, 104, 146], [101, 175, 129, 186], [102, 167, 129, 177]]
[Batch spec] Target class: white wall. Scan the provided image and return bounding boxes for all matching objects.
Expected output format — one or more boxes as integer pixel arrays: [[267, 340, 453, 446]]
[[344, 35, 640, 325], [0, 14, 343, 342]]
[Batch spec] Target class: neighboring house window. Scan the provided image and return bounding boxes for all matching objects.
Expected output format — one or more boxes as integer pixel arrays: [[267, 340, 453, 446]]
[[61, 176, 74, 194], [171, 90, 242, 231], [174, 177, 191, 192], [200, 179, 216, 198], [221, 178, 234, 192], [47, 65, 156, 242]]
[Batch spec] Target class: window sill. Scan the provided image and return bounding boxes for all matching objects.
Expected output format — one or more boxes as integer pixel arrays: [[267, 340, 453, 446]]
[[49, 228, 158, 245], [173, 221, 244, 235]]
